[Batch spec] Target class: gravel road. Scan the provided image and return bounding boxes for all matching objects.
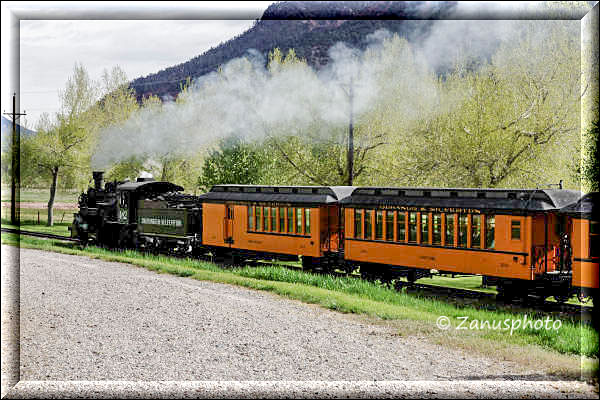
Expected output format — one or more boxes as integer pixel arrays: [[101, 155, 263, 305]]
[[2, 245, 598, 398]]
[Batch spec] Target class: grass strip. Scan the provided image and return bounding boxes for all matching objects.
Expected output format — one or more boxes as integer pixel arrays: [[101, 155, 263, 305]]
[[2, 232, 598, 360]]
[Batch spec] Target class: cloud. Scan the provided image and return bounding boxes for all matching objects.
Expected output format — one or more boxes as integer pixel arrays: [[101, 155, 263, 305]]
[[18, 19, 259, 126]]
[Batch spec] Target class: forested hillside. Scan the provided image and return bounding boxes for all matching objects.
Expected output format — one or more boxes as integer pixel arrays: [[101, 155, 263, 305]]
[[129, 1, 455, 100]]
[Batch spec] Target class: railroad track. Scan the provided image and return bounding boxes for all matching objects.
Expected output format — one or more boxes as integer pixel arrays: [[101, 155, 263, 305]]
[[252, 260, 593, 322], [394, 280, 593, 323], [1, 227, 80, 242], [5, 227, 593, 322]]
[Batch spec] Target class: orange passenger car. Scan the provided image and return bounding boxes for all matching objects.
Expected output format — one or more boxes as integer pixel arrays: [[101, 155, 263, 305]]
[[559, 192, 599, 298], [339, 187, 590, 301], [198, 185, 354, 265]]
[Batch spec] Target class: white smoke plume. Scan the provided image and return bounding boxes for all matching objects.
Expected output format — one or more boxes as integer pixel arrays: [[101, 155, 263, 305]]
[[92, 11, 581, 170], [92, 31, 420, 169]]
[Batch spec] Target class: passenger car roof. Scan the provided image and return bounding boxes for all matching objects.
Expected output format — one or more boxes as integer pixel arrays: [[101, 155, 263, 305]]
[[339, 187, 583, 212], [197, 185, 356, 205], [559, 192, 599, 220]]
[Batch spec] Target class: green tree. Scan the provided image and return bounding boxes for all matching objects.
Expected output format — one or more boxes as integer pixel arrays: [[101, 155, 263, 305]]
[[265, 46, 385, 186], [197, 136, 267, 192], [97, 67, 145, 183], [21, 64, 98, 225], [95, 66, 140, 130], [383, 21, 580, 189], [580, 119, 599, 191]]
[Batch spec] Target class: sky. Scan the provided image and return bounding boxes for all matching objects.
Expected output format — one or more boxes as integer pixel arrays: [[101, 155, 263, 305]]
[[1, 1, 274, 129]]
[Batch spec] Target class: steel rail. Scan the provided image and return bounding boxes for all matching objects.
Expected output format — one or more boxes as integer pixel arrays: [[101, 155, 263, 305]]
[[1, 227, 80, 242]]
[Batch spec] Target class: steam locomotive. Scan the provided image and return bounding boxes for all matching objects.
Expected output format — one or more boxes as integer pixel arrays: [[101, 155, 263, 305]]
[[71, 171, 598, 307]]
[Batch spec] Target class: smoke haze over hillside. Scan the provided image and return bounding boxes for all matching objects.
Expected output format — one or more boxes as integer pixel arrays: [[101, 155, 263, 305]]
[[92, 11, 581, 171]]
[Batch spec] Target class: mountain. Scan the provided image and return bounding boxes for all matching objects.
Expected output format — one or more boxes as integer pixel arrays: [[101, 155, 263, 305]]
[[129, 1, 456, 101], [1, 116, 36, 137], [1, 116, 36, 152]]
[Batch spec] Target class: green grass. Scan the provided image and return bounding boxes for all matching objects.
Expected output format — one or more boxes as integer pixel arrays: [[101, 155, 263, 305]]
[[1, 186, 80, 204], [1, 208, 75, 228], [423, 274, 497, 293], [2, 232, 597, 360]]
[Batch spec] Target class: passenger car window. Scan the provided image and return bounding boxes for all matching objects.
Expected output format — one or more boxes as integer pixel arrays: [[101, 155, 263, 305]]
[[458, 214, 468, 247], [256, 207, 262, 231], [287, 208, 294, 233], [386, 211, 394, 241], [445, 214, 455, 246], [248, 206, 254, 230], [511, 220, 521, 240], [270, 207, 276, 232], [354, 209, 363, 238], [485, 215, 495, 249], [433, 213, 442, 245], [396, 212, 406, 242], [471, 214, 481, 248], [421, 213, 430, 244], [263, 207, 269, 231], [296, 208, 302, 234], [304, 209, 311, 234], [364, 210, 373, 239], [279, 208, 285, 232], [409, 212, 417, 243], [375, 211, 383, 240]]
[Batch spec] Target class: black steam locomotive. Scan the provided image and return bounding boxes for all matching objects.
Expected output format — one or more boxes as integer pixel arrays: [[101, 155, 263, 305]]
[[71, 171, 202, 253]]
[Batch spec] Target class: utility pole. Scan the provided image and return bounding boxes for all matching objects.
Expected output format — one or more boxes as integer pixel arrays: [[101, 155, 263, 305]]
[[347, 78, 354, 186], [3, 93, 26, 225]]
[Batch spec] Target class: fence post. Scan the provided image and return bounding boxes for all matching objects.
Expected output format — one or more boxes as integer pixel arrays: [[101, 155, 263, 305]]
[[38, 210, 40, 225]]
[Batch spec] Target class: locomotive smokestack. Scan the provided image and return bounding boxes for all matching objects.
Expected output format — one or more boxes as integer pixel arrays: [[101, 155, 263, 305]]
[[92, 171, 104, 190]]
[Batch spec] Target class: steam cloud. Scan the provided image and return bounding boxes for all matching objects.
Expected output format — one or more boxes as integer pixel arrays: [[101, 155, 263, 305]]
[[92, 9, 579, 171], [92, 33, 409, 170]]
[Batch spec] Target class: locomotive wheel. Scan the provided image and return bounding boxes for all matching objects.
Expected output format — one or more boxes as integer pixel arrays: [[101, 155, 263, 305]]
[[341, 263, 356, 275], [553, 294, 570, 304], [496, 282, 513, 302], [318, 261, 334, 275], [407, 270, 417, 283], [118, 227, 134, 249], [497, 280, 527, 303], [301, 256, 314, 272], [152, 240, 161, 256], [76, 231, 89, 248], [360, 267, 371, 281]]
